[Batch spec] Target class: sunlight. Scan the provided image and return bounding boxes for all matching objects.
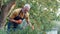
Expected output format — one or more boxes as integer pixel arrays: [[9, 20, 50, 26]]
[[57, 8, 60, 16], [57, 0, 60, 3]]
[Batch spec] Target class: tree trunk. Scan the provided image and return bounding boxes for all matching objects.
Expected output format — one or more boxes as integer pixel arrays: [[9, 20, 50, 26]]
[[0, 0, 16, 28]]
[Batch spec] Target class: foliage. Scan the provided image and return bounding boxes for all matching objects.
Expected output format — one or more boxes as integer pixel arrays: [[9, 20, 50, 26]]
[[1, 0, 59, 34]]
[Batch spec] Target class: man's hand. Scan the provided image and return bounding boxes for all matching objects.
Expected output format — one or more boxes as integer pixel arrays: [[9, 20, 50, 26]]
[[16, 19, 22, 24], [31, 25, 34, 30]]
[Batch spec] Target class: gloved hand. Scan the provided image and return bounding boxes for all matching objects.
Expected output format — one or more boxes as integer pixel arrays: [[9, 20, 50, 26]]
[[16, 19, 22, 24]]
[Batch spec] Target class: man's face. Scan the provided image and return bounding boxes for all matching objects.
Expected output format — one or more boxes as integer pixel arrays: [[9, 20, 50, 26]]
[[23, 7, 30, 13]]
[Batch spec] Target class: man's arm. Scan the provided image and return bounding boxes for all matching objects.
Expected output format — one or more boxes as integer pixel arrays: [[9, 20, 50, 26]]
[[25, 17, 34, 30], [25, 13, 34, 30], [8, 18, 18, 23], [26, 17, 32, 26]]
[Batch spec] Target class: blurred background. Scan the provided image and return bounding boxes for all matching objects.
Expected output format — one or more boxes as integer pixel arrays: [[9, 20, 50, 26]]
[[0, 0, 60, 34]]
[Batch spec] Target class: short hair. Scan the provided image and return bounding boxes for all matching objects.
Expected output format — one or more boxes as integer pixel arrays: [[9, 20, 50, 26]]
[[24, 4, 31, 10]]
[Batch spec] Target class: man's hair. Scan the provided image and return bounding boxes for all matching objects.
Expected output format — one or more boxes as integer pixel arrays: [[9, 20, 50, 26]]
[[24, 4, 31, 10]]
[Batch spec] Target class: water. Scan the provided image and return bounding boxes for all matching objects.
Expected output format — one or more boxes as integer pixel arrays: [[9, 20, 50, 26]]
[[46, 30, 58, 34]]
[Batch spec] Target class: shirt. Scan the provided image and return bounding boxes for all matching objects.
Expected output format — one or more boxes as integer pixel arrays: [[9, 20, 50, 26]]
[[9, 8, 29, 21]]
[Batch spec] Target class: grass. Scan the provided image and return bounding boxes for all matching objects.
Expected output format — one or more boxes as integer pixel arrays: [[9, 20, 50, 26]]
[[0, 29, 6, 34]]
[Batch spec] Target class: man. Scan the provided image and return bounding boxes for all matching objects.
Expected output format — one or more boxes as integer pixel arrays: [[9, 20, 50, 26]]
[[7, 4, 34, 32]]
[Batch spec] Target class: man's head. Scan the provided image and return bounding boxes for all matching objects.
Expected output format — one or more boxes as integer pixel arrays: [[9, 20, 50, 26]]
[[22, 4, 31, 13]]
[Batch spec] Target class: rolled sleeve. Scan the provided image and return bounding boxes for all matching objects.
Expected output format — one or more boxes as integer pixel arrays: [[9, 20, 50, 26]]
[[25, 12, 30, 22]]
